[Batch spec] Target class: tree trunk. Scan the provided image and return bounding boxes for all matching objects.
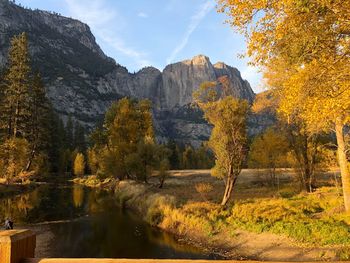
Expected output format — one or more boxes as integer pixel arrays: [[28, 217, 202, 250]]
[[7, 107, 13, 138], [221, 167, 238, 206], [25, 148, 36, 172], [159, 176, 165, 189], [335, 120, 350, 212], [302, 136, 313, 192], [13, 100, 20, 138]]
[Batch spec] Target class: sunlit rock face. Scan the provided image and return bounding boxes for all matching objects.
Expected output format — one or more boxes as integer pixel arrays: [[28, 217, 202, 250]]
[[155, 55, 255, 146], [0, 0, 261, 146]]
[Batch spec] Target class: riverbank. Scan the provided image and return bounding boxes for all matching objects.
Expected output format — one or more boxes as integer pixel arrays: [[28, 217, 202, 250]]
[[74, 169, 350, 261]]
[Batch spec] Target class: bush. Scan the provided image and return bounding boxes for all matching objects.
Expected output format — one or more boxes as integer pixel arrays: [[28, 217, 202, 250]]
[[195, 182, 213, 201]]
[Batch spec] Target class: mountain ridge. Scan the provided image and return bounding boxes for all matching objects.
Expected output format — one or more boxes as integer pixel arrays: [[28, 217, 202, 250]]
[[0, 0, 257, 146]]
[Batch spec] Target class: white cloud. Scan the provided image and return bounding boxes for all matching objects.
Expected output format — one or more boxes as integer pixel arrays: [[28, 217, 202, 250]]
[[64, 0, 151, 69], [166, 0, 215, 64], [138, 12, 149, 18], [64, 0, 118, 28], [99, 30, 151, 68]]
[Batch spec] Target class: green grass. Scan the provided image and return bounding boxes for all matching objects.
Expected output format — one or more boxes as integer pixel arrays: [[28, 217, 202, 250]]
[[228, 187, 350, 245]]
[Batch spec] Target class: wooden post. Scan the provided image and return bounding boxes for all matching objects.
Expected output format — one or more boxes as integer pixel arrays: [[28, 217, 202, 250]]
[[0, 229, 36, 263]]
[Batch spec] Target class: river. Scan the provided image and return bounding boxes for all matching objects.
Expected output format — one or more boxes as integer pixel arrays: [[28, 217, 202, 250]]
[[0, 181, 220, 259]]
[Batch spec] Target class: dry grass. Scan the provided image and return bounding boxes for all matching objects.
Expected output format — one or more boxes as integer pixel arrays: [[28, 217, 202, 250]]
[[75, 169, 348, 261]]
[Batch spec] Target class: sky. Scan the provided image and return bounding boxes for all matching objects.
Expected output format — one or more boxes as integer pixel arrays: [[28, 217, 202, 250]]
[[16, 0, 263, 93]]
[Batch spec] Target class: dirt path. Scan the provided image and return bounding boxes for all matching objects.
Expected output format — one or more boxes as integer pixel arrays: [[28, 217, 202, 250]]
[[210, 229, 338, 261]]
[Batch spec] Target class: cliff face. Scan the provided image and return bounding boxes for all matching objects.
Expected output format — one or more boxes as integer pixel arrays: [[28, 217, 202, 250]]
[[0, 0, 117, 124], [0, 0, 258, 146], [160, 55, 254, 109]]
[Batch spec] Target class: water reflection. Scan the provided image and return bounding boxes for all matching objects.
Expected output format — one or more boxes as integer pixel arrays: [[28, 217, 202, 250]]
[[0, 188, 39, 222], [0, 182, 219, 259], [72, 185, 84, 208]]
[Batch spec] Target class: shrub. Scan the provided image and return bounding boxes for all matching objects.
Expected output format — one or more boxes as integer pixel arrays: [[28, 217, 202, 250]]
[[195, 183, 213, 201]]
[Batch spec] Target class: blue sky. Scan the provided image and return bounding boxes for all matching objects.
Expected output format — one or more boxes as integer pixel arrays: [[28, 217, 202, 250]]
[[17, 0, 263, 93]]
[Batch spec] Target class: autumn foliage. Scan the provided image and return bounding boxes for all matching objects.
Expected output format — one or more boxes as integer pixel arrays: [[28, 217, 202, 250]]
[[218, 0, 350, 212]]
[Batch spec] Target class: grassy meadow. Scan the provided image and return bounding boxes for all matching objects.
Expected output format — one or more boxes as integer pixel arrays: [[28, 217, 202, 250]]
[[74, 168, 350, 261]]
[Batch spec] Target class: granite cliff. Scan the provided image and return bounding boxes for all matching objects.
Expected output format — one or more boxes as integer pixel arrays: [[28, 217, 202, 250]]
[[0, 0, 259, 146]]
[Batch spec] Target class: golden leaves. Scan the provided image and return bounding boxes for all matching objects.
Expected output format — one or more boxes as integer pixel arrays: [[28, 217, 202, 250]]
[[219, 0, 350, 132]]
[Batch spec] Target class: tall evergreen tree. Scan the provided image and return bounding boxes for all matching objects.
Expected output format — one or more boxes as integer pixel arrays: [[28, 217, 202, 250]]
[[182, 145, 196, 169], [65, 116, 74, 150], [0, 68, 7, 142], [167, 139, 180, 169], [25, 72, 51, 170], [47, 110, 65, 173], [2, 33, 31, 138], [73, 121, 86, 153], [0, 33, 66, 176]]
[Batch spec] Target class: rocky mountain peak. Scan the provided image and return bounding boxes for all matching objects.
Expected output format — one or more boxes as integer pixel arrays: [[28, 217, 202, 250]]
[[0, 2, 258, 146], [160, 55, 254, 110], [213, 61, 227, 69], [137, 66, 161, 75], [187, 54, 211, 66]]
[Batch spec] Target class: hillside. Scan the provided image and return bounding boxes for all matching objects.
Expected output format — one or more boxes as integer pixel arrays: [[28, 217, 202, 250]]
[[0, 0, 257, 145]]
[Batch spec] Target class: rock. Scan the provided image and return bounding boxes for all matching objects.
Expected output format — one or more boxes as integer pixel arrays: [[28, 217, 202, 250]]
[[0, 0, 268, 146]]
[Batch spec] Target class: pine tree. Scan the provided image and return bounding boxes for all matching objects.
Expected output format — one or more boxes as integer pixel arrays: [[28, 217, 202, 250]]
[[0, 33, 75, 177], [73, 121, 86, 153], [65, 116, 74, 150], [167, 139, 180, 169], [47, 110, 65, 172], [0, 68, 7, 142], [2, 33, 31, 138], [0, 33, 33, 178], [195, 144, 214, 169], [25, 72, 51, 171], [182, 145, 195, 169]]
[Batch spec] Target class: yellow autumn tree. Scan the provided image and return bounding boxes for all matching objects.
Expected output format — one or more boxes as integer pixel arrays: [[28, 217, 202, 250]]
[[218, 0, 350, 211], [194, 81, 248, 206], [73, 153, 85, 177], [251, 90, 277, 116], [87, 147, 99, 174], [249, 128, 289, 187]]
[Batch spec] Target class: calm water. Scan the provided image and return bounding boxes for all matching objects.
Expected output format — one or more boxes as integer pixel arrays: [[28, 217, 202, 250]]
[[0, 181, 220, 259]]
